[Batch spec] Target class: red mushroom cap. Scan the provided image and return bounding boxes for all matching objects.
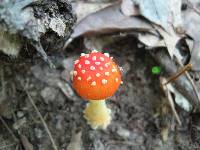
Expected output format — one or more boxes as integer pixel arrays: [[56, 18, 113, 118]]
[[72, 50, 122, 100]]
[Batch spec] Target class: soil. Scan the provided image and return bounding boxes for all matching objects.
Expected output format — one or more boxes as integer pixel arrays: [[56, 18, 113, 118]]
[[0, 36, 199, 150]]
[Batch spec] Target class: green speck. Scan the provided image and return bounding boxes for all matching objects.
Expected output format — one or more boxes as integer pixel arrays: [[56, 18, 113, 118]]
[[152, 66, 161, 74]]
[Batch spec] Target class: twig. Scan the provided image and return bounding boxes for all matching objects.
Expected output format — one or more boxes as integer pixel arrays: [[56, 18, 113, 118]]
[[176, 60, 200, 103], [166, 87, 182, 125], [150, 49, 199, 107], [24, 88, 58, 150], [0, 67, 5, 97], [0, 116, 18, 142], [161, 78, 182, 125], [163, 63, 192, 85], [0, 143, 17, 149]]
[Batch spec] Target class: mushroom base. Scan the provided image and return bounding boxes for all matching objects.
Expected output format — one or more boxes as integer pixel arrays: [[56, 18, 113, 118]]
[[83, 100, 111, 129]]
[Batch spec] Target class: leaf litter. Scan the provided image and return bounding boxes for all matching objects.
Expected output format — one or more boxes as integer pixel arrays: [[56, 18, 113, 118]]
[[123, 0, 183, 30], [64, 0, 200, 112], [64, 2, 154, 48], [65, 0, 185, 59], [121, 0, 185, 58], [4, 0, 200, 150]]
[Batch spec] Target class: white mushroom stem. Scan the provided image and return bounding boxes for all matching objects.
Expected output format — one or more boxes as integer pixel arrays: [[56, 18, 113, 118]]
[[83, 100, 111, 130]]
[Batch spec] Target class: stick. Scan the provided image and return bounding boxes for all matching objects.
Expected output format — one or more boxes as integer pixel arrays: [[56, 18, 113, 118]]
[[149, 49, 200, 107], [0, 67, 5, 97], [163, 63, 192, 85], [0, 116, 18, 142], [175, 60, 200, 103], [161, 78, 182, 125], [24, 89, 58, 150]]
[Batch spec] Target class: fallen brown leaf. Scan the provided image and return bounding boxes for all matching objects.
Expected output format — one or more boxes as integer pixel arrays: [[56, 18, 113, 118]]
[[154, 25, 183, 58], [120, 0, 186, 59], [124, 0, 183, 30], [72, 2, 112, 22], [64, 3, 153, 48], [138, 24, 184, 58]]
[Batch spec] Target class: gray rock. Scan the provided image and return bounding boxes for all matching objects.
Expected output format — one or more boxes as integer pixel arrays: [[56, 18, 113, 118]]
[[17, 111, 25, 118], [41, 87, 58, 104], [116, 126, 130, 139], [13, 117, 27, 130], [34, 128, 43, 139], [55, 115, 64, 130]]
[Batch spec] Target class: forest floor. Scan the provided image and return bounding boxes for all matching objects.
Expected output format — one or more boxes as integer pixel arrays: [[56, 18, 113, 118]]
[[0, 36, 198, 150]]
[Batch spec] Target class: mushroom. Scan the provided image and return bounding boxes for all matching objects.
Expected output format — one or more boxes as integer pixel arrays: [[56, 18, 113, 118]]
[[71, 50, 122, 129]]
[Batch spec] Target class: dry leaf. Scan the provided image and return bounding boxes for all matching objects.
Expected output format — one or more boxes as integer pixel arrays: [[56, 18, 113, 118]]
[[120, 0, 184, 58], [191, 42, 200, 71], [133, 0, 185, 58], [20, 135, 34, 150], [72, 3, 152, 37], [138, 25, 183, 58], [182, 1, 200, 71], [129, 0, 183, 30], [154, 25, 182, 58], [165, 80, 192, 112], [72, 2, 112, 22], [64, 3, 153, 48], [121, 0, 134, 16], [138, 32, 164, 47]]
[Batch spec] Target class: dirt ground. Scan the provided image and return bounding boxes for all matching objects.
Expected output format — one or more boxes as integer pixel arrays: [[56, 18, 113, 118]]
[[0, 36, 199, 150]]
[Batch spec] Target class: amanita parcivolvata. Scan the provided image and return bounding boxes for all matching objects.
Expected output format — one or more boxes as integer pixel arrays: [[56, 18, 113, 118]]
[[71, 50, 122, 129]]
